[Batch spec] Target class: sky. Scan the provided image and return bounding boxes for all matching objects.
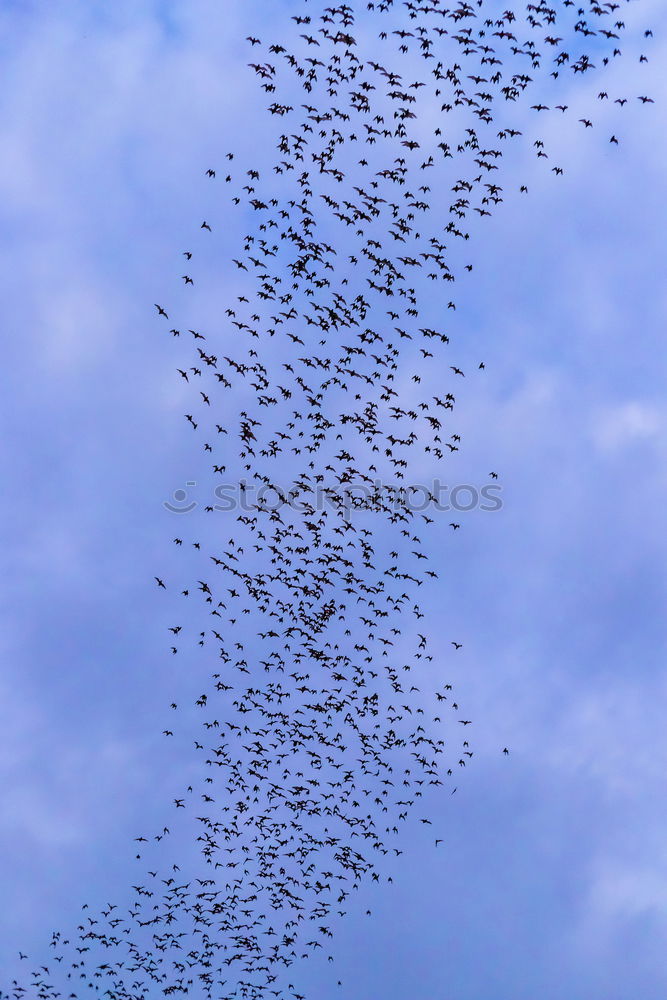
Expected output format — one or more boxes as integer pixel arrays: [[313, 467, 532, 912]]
[[0, 1, 666, 998]]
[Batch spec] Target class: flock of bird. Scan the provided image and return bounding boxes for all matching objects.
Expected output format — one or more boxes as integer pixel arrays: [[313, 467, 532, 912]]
[[5, 1, 653, 999]]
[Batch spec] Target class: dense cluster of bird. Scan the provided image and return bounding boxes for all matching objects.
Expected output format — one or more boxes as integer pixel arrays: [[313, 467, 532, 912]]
[[5, 1, 653, 999]]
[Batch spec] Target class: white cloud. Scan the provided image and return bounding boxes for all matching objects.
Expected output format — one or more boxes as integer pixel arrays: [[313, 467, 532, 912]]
[[591, 401, 665, 453]]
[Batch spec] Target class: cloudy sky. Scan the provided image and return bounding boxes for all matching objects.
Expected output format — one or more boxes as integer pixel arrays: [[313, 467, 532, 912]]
[[0, 1, 666, 998]]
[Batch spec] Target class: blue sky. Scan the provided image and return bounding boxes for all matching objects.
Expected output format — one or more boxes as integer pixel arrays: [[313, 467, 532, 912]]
[[0, 1, 666, 998]]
